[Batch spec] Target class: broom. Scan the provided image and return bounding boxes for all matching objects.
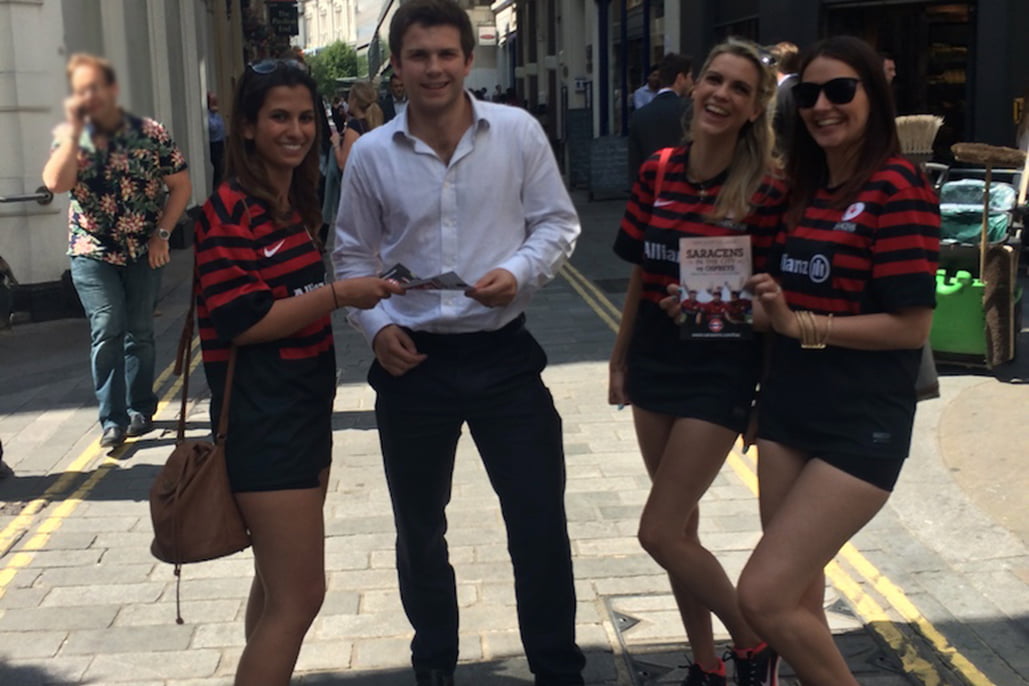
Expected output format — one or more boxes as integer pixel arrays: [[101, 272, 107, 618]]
[[896, 115, 943, 166]]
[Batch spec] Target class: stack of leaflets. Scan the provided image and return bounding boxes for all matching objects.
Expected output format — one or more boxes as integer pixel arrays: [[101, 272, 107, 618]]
[[380, 263, 471, 290]]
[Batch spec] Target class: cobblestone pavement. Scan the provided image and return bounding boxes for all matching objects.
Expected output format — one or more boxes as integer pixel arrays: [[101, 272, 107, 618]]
[[0, 191, 1026, 685]]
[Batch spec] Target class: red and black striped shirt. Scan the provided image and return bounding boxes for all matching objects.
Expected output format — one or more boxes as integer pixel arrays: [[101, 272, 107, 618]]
[[766, 156, 940, 395], [770, 156, 940, 315], [615, 146, 787, 307], [613, 146, 786, 367], [194, 182, 336, 426]]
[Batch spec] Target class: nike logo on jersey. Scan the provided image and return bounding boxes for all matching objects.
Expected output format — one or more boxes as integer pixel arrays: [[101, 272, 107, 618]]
[[654, 198, 675, 208], [264, 240, 286, 257]]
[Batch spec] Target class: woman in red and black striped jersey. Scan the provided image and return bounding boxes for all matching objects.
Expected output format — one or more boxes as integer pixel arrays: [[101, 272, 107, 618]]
[[195, 62, 401, 686], [609, 40, 784, 685], [738, 37, 940, 686]]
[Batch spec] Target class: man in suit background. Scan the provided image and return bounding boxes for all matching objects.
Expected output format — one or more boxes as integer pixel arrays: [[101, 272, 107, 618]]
[[380, 72, 407, 123], [628, 53, 693, 182]]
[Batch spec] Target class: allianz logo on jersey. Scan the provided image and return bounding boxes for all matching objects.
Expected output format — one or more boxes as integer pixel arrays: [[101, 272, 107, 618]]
[[644, 241, 678, 263], [780, 252, 831, 284]]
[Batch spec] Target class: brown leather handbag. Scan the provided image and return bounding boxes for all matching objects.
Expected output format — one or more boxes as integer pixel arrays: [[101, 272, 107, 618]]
[[149, 296, 250, 623]]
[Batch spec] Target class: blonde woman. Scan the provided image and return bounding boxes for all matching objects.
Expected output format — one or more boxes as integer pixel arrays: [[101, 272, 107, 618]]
[[609, 39, 785, 685], [333, 81, 385, 171]]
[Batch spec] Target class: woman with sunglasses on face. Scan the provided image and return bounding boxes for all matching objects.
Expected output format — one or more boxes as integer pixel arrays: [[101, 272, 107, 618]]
[[609, 40, 785, 686], [738, 37, 939, 685], [195, 60, 402, 686]]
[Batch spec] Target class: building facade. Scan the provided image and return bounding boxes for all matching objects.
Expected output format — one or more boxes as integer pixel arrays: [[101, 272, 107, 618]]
[[500, 0, 1026, 187], [298, 0, 357, 50]]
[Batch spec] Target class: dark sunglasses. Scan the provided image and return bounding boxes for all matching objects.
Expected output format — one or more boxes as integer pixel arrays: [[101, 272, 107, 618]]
[[793, 77, 861, 109], [247, 59, 308, 75]]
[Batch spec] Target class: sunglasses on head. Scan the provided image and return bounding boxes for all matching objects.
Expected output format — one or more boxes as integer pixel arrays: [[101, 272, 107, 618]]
[[793, 77, 861, 109], [247, 59, 308, 75]]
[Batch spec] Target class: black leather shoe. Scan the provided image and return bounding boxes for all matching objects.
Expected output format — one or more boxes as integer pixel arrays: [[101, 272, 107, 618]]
[[100, 425, 126, 449], [126, 414, 154, 437], [415, 669, 455, 686]]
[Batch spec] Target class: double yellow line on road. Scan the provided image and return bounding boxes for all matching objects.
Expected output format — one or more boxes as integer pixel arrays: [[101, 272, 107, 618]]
[[0, 342, 201, 596], [559, 261, 993, 686]]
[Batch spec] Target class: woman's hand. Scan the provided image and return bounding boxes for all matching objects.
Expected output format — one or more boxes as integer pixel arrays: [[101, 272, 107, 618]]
[[335, 277, 404, 310], [659, 283, 684, 324], [746, 273, 798, 339], [608, 365, 630, 407]]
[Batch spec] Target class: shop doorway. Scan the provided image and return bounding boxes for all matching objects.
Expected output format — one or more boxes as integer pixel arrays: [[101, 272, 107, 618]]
[[826, 2, 975, 162]]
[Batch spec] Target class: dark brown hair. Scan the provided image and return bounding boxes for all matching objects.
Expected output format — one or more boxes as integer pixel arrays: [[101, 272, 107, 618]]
[[389, 0, 475, 60], [657, 53, 693, 89], [225, 62, 323, 237], [785, 36, 900, 226]]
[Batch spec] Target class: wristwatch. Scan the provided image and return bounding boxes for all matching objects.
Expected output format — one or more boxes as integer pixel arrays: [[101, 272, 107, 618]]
[[157, 228, 171, 241]]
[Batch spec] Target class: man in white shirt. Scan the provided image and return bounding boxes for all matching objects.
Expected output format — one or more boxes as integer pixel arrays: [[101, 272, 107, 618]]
[[333, 1, 585, 685]]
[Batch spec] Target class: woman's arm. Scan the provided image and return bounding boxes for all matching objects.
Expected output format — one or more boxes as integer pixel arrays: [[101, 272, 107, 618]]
[[334, 127, 360, 171], [233, 277, 403, 346], [748, 273, 932, 350], [609, 266, 644, 405]]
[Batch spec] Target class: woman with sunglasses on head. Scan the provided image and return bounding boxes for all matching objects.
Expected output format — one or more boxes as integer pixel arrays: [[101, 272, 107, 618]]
[[738, 36, 939, 685], [195, 59, 402, 686], [609, 39, 785, 686]]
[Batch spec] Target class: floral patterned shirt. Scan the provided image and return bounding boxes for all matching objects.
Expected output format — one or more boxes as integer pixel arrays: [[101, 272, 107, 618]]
[[57, 112, 188, 265]]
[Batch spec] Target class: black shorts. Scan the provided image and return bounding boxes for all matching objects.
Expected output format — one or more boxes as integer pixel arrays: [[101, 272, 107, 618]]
[[626, 349, 759, 434], [758, 379, 915, 491], [221, 392, 333, 493]]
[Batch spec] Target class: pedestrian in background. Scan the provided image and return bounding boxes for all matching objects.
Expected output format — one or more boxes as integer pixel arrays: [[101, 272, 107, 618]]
[[195, 59, 400, 686], [627, 52, 694, 181], [609, 39, 784, 686], [208, 91, 227, 192], [42, 53, 192, 449], [333, 81, 384, 173], [740, 36, 940, 686], [334, 1, 585, 683]]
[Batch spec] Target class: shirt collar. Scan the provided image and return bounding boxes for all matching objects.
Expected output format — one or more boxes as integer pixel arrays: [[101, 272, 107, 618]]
[[392, 91, 491, 143]]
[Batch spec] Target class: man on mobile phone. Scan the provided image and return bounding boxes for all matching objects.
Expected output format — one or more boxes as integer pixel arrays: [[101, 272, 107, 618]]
[[42, 53, 191, 449]]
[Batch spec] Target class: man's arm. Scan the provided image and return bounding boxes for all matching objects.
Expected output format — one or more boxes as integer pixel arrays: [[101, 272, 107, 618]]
[[491, 116, 580, 296], [42, 96, 88, 193], [147, 169, 192, 268], [332, 148, 394, 343]]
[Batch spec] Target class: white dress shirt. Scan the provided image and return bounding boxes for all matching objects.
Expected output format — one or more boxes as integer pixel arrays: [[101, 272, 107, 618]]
[[333, 95, 580, 343]]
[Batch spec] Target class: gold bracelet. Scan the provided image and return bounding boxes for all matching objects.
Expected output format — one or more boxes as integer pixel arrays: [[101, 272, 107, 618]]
[[820, 313, 834, 348], [329, 283, 340, 310], [800, 311, 828, 350]]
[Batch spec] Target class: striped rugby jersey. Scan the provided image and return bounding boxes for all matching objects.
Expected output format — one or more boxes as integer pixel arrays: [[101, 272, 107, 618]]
[[195, 181, 334, 366], [766, 156, 940, 396], [614, 145, 787, 306], [770, 156, 940, 315]]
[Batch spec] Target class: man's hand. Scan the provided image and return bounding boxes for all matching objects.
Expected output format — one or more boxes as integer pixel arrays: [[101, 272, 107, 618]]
[[659, 283, 681, 321], [148, 234, 170, 269], [372, 324, 427, 377], [465, 268, 517, 308], [63, 95, 86, 129]]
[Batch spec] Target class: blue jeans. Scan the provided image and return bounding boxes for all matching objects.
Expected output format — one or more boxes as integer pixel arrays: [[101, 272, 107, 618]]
[[70, 256, 162, 430]]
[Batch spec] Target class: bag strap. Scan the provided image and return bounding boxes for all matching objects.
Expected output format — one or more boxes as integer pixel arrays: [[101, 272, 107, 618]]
[[175, 271, 237, 444], [653, 147, 675, 202]]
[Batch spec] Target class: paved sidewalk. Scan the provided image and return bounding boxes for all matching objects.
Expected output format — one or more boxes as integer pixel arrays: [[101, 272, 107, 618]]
[[0, 192, 1026, 685]]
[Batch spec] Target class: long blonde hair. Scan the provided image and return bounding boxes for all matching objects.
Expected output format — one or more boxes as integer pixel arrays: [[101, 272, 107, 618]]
[[686, 39, 778, 221], [349, 81, 384, 130]]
